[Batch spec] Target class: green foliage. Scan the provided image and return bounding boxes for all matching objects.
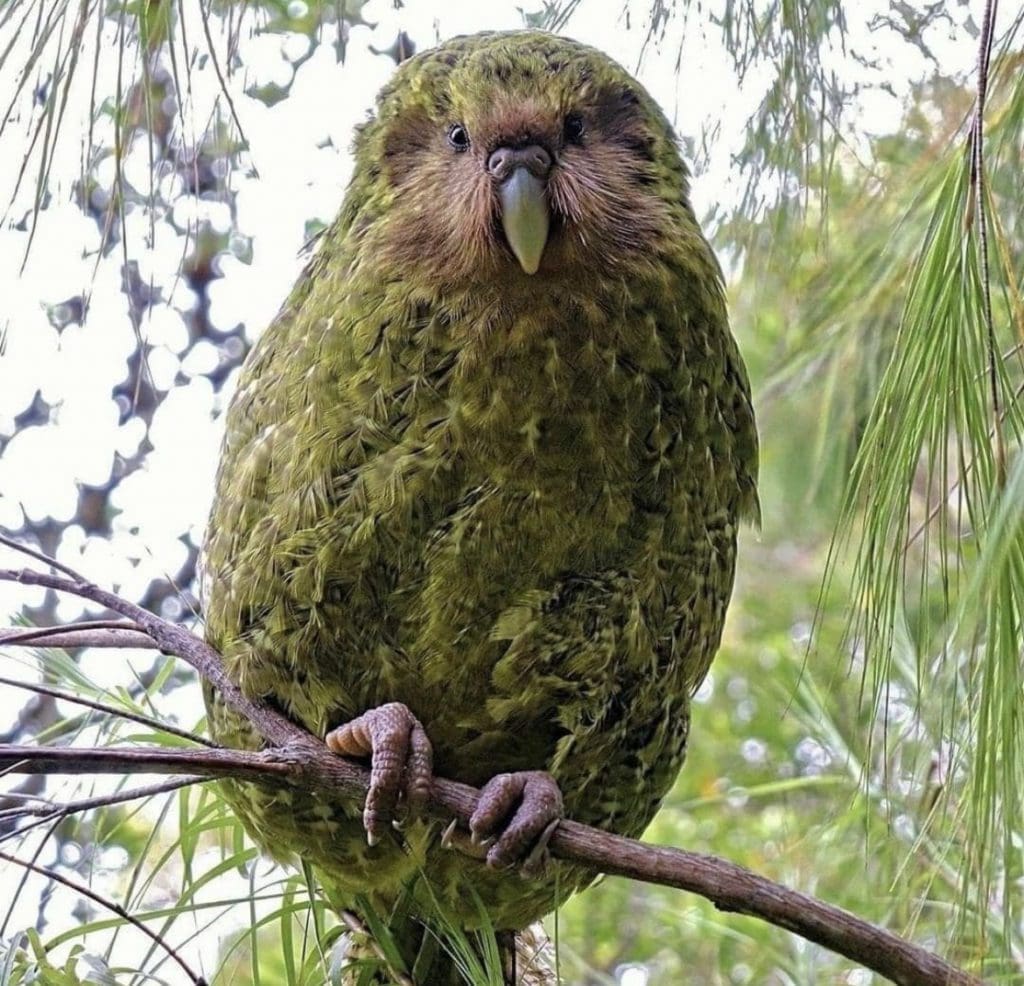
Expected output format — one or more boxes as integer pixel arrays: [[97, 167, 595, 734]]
[[2, 2, 1024, 984], [830, 42, 1024, 963]]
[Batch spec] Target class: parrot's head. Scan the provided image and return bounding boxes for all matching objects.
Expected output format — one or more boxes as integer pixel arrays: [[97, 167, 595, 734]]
[[348, 31, 691, 287]]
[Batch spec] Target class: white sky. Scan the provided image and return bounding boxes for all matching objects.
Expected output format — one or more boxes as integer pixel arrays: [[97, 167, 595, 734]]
[[0, 0, 981, 981]]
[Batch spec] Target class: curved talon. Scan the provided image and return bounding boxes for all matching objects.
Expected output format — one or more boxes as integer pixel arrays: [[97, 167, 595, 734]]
[[471, 832, 497, 850], [325, 702, 434, 846], [441, 817, 460, 850], [521, 816, 561, 879], [469, 770, 563, 872]]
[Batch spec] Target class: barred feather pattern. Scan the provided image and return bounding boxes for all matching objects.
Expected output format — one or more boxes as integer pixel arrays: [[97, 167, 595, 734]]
[[202, 29, 758, 982]]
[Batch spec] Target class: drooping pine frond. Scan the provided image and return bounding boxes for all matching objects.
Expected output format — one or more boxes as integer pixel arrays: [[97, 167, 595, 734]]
[[831, 17, 1024, 970]]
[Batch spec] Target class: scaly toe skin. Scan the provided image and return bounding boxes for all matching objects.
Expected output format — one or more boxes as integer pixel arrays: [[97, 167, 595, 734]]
[[325, 702, 434, 846], [469, 770, 563, 872]]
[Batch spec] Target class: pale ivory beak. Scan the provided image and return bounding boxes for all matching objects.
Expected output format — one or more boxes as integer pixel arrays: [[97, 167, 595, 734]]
[[498, 168, 550, 275]]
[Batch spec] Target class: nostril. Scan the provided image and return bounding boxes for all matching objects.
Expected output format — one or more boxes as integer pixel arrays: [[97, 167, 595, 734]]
[[530, 147, 551, 174], [487, 148, 510, 178]]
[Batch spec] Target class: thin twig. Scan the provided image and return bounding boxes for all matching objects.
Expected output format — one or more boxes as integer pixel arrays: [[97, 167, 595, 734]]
[[0, 620, 158, 649], [0, 625, 158, 648], [0, 626, 158, 649], [0, 776, 207, 821], [0, 674, 217, 748], [0, 619, 140, 644], [0, 745, 295, 783], [0, 533, 88, 583], [0, 849, 207, 985]]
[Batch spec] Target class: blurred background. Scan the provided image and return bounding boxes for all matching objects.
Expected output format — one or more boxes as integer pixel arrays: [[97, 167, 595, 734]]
[[1, 1, 1022, 983]]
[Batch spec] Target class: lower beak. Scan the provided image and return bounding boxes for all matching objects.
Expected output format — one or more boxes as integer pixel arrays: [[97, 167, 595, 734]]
[[498, 168, 550, 275]]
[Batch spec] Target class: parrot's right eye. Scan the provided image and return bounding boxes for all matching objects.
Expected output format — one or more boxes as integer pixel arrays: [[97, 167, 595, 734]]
[[447, 124, 471, 151]]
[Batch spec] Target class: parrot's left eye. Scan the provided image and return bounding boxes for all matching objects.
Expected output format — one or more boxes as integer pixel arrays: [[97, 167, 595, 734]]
[[563, 113, 585, 144], [447, 124, 471, 151]]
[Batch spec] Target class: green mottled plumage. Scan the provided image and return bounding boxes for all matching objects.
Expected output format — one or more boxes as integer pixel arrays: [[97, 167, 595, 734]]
[[203, 29, 757, 980]]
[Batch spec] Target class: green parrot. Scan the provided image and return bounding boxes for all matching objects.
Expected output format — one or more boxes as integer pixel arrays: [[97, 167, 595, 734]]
[[202, 29, 758, 984]]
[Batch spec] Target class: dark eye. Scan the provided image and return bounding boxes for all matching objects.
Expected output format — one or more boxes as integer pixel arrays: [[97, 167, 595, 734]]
[[563, 113, 585, 144], [447, 124, 470, 151]]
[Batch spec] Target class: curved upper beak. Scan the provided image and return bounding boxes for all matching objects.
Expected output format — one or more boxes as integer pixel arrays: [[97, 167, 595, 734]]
[[498, 169, 550, 275], [489, 145, 552, 275]]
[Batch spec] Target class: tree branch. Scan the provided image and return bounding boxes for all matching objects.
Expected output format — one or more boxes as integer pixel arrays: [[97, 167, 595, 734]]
[[0, 557, 980, 986], [0, 624, 157, 649], [0, 775, 206, 822]]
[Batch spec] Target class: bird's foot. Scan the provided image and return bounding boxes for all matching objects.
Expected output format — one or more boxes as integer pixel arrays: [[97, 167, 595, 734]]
[[470, 771, 563, 877], [325, 702, 433, 846]]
